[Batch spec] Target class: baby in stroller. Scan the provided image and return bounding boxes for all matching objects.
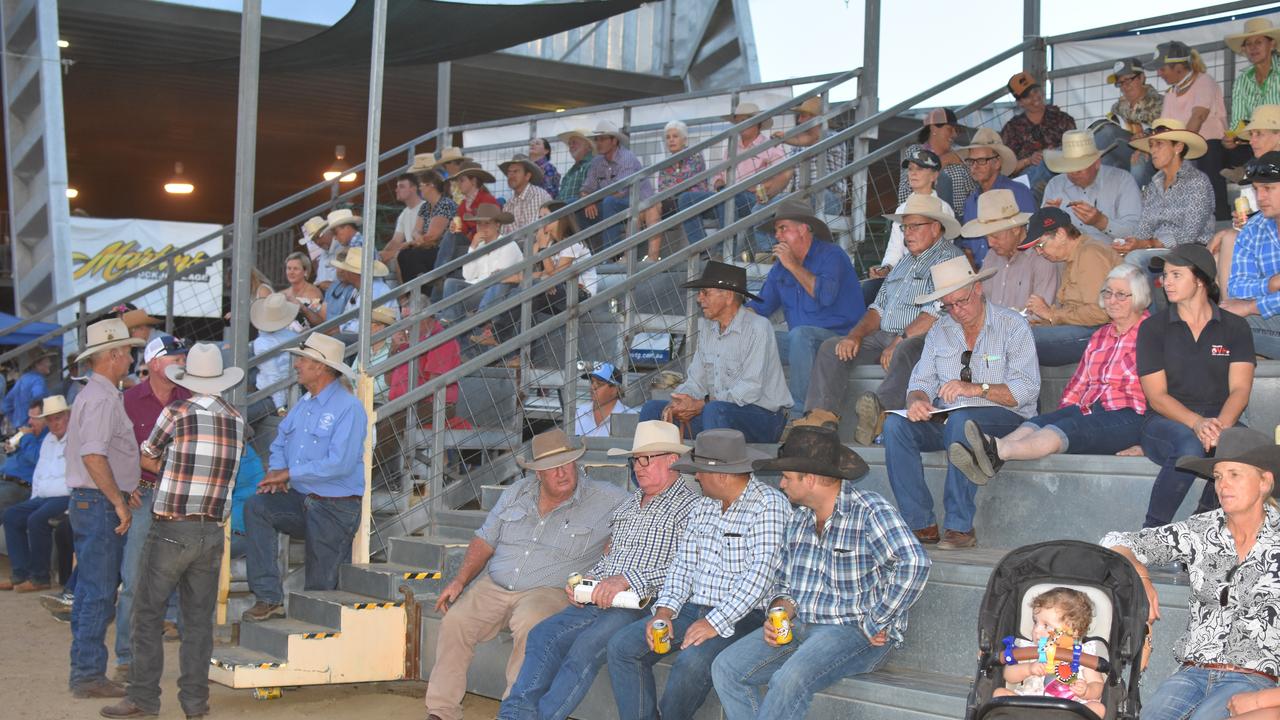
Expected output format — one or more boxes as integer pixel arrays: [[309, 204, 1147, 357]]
[[993, 587, 1105, 718]]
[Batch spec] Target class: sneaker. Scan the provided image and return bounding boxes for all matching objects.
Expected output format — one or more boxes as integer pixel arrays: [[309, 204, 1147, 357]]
[[99, 699, 157, 718], [71, 679, 127, 699], [962, 419, 1004, 480], [241, 601, 285, 623], [912, 524, 939, 544], [40, 591, 73, 614], [948, 441, 988, 487], [853, 392, 884, 446], [937, 529, 978, 550]]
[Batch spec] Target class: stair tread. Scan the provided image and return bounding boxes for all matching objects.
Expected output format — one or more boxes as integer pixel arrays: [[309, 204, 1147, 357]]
[[251, 617, 339, 635], [210, 646, 287, 666], [838, 665, 971, 696], [349, 561, 447, 575], [291, 589, 394, 606]]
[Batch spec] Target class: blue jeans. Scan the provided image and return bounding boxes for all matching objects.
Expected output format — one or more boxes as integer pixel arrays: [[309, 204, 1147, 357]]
[[1023, 402, 1144, 455], [606, 604, 765, 720], [479, 282, 516, 313], [638, 400, 786, 444], [678, 190, 772, 254], [1021, 161, 1055, 202], [68, 487, 127, 688], [884, 406, 1025, 532], [117, 485, 178, 667], [1142, 414, 1226, 528], [1095, 122, 1156, 189], [244, 489, 361, 603], [439, 277, 480, 324], [1031, 324, 1100, 367], [774, 326, 840, 413], [1141, 665, 1275, 720], [711, 621, 892, 720], [597, 195, 634, 249], [3, 494, 69, 583], [499, 604, 645, 720], [1245, 313, 1280, 360]]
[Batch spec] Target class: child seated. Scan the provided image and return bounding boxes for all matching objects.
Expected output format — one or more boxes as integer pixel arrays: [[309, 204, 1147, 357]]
[[994, 586, 1106, 718]]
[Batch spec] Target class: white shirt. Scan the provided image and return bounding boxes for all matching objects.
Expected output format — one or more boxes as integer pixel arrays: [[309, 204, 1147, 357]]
[[558, 242, 599, 296], [252, 327, 299, 409], [462, 239, 524, 284], [573, 400, 637, 438], [31, 432, 68, 500], [395, 201, 422, 242], [315, 241, 342, 286], [881, 190, 954, 267]]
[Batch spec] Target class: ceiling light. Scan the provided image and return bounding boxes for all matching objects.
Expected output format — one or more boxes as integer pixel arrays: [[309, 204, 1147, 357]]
[[66, 187, 79, 199], [57, 39, 69, 49], [555, 108, 566, 113], [164, 162, 194, 195], [323, 145, 357, 183]]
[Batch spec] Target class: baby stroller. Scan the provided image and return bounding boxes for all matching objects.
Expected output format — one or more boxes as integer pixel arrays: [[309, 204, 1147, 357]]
[[966, 540, 1150, 720]]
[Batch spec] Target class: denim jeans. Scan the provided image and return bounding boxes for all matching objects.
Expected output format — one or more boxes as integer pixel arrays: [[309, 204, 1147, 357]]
[[0, 479, 30, 518], [774, 326, 840, 413], [597, 195, 634, 249], [1095, 122, 1156, 189], [606, 604, 765, 720], [1141, 414, 1227, 528], [498, 604, 645, 720], [117, 484, 178, 667], [479, 282, 516, 314], [1140, 665, 1275, 720], [1021, 161, 1055, 202], [127, 518, 223, 717], [1023, 402, 1144, 455], [439, 277, 479, 324], [3, 494, 69, 583], [68, 487, 127, 688], [711, 621, 892, 720], [678, 190, 771, 255], [1031, 324, 1100, 367], [884, 406, 1025, 532], [1245, 313, 1280, 360], [244, 489, 361, 603], [638, 400, 786, 444]]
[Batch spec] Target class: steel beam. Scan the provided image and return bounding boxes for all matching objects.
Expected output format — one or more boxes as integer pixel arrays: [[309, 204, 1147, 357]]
[[229, 0, 261, 410]]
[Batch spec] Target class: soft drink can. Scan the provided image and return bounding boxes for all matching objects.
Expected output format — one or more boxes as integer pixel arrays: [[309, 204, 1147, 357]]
[[253, 687, 282, 701], [769, 606, 792, 645], [651, 619, 671, 654], [754, 183, 769, 204]]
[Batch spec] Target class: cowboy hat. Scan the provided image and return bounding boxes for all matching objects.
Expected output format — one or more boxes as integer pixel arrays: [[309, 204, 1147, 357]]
[[78, 318, 146, 361], [408, 153, 438, 174], [330, 249, 390, 277], [914, 255, 998, 304], [121, 308, 161, 329], [956, 127, 1018, 177], [588, 120, 630, 145], [1226, 18, 1280, 55], [450, 161, 496, 185], [1106, 57, 1147, 85], [370, 305, 396, 326], [1246, 104, 1280, 133], [516, 428, 586, 471], [557, 128, 592, 145], [727, 102, 772, 129], [165, 342, 244, 395], [287, 333, 355, 379], [1177, 428, 1280, 492], [672, 429, 770, 475], [883, 193, 962, 240], [960, 189, 1032, 238], [1044, 130, 1102, 173], [437, 147, 472, 164], [680, 260, 762, 301], [35, 395, 69, 418], [753, 425, 868, 481], [300, 215, 327, 243], [497, 153, 545, 186], [771, 199, 832, 241], [792, 97, 823, 117], [464, 203, 515, 225], [1144, 40, 1194, 70], [320, 208, 361, 233], [606, 420, 692, 458], [250, 292, 301, 332], [1129, 117, 1207, 160]]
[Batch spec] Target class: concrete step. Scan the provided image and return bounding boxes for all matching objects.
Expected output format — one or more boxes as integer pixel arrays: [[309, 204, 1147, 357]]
[[340, 561, 449, 602], [286, 589, 404, 629], [240, 617, 340, 660], [434, 507, 487, 532]]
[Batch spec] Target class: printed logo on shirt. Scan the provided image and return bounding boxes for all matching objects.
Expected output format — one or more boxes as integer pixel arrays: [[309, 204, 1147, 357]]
[[319, 412, 335, 431], [1210, 345, 1231, 357]]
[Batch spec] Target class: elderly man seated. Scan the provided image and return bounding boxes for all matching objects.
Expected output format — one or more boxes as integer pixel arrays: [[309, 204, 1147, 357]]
[[638, 262, 792, 443], [1223, 151, 1280, 359], [746, 200, 865, 414], [882, 256, 1040, 550], [1, 395, 69, 592], [1042, 130, 1142, 245], [424, 428, 625, 720], [1, 398, 46, 515], [956, 128, 1036, 266], [960, 190, 1059, 313]]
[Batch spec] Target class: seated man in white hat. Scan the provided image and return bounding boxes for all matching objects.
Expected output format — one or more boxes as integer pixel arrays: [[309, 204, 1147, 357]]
[[1042, 129, 1142, 244], [498, 153, 553, 234], [961, 189, 1059, 313], [1, 395, 71, 593], [556, 129, 594, 206], [498, 421, 698, 720], [1224, 18, 1280, 167], [301, 209, 366, 328], [241, 334, 367, 623], [577, 120, 653, 250], [100, 344, 245, 720], [956, 128, 1036, 267], [882, 257, 1040, 550], [775, 97, 847, 215], [424, 428, 625, 720]]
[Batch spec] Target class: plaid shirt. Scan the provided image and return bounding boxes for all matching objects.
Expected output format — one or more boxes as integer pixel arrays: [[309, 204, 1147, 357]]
[[1000, 105, 1077, 159], [1228, 213, 1280, 317], [589, 478, 701, 598], [1060, 313, 1149, 415], [772, 483, 930, 643], [501, 183, 553, 235], [559, 154, 593, 202], [655, 478, 790, 637], [140, 394, 245, 520]]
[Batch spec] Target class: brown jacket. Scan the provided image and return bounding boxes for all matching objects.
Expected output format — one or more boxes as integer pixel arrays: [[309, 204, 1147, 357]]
[[1052, 239, 1119, 326]]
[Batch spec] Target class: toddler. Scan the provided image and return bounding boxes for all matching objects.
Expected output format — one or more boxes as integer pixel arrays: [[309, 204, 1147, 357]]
[[993, 587, 1105, 718]]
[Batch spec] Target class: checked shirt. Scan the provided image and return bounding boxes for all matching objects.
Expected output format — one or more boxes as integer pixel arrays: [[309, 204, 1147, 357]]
[[141, 394, 245, 520], [589, 478, 701, 598]]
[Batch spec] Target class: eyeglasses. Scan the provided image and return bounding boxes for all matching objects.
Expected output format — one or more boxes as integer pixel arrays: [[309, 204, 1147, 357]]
[[627, 454, 662, 470], [1032, 238, 1051, 252], [1100, 289, 1133, 300], [901, 221, 938, 233], [1219, 563, 1242, 608], [964, 155, 1000, 166], [1115, 74, 1143, 87], [939, 289, 978, 314], [959, 350, 973, 383]]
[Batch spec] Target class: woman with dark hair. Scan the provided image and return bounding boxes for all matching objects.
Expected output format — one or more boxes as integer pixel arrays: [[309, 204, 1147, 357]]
[[896, 108, 974, 215], [528, 137, 560, 198], [399, 170, 458, 283]]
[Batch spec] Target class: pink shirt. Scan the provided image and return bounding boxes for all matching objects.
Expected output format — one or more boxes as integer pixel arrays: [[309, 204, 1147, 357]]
[[714, 133, 786, 187], [1161, 72, 1227, 141]]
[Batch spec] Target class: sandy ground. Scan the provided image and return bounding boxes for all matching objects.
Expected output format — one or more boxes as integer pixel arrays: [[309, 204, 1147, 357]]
[[0, 557, 500, 720]]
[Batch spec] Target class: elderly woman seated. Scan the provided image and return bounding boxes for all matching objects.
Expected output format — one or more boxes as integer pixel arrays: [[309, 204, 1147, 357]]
[[640, 120, 709, 261], [950, 264, 1151, 484]]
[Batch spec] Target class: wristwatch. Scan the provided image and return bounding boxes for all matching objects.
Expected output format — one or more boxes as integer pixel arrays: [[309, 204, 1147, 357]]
[[980, 383, 991, 399]]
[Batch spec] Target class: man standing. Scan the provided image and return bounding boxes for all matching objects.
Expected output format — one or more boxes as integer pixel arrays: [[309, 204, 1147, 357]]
[[960, 189, 1059, 312], [606, 429, 789, 720], [99, 344, 245, 720], [1224, 151, 1280, 358], [578, 121, 652, 250], [498, 421, 697, 720], [1042, 130, 1143, 244], [556, 129, 594, 207], [241, 334, 367, 622], [64, 318, 146, 698], [2, 350, 50, 430], [498, 153, 554, 234], [1, 395, 70, 593], [711, 426, 931, 719], [956, 128, 1036, 266], [379, 172, 426, 269], [424, 428, 625, 720]]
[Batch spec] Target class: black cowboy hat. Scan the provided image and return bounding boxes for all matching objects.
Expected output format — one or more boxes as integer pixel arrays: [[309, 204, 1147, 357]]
[[681, 261, 761, 301], [1177, 428, 1280, 494], [753, 425, 869, 481]]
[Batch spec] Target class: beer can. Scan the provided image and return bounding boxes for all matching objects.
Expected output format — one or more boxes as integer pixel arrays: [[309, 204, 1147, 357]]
[[754, 183, 769, 204], [567, 572, 583, 588], [253, 687, 283, 701], [769, 606, 793, 645], [451, 215, 464, 233], [1236, 195, 1252, 218], [651, 619, 672, 654]]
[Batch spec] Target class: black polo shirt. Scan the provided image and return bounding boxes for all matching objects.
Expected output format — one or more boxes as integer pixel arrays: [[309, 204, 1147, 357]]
[[1136, 304, 1255, 417]]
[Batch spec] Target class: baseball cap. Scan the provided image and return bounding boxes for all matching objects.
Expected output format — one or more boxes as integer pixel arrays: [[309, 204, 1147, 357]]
[[1106, 58, 1147, 85], [1147, 243, 1216, 279], [1242, 151, 1280, 185], [1144, 41, 1193, 70], [1007, 71, 1039, 99], [580, 361, 623, 386], [143, 334, 188, 363], [921, 108, 959, 128], [1018, 207, 1073, 250], [902, 148, 941, 171]]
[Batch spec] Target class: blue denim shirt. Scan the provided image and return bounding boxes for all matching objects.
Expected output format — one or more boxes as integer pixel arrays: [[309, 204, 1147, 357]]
[[747, 239, 865, 334], [323, 281, 357, 324], [1, 426, 47, 482], [2, 371, 46, 429], [269, 380, 367, 497]]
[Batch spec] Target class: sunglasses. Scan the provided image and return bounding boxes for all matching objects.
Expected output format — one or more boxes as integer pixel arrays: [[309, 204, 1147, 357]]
[[960, 350, 973, 383]]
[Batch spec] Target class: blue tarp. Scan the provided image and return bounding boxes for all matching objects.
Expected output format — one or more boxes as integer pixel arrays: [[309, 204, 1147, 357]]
[[0, 312, 63, 348]]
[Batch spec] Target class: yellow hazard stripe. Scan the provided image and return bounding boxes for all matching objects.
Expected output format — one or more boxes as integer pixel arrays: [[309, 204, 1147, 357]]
[[301, 632, 340, 640], [402, 571, 442, 580], [210, 659, 284, 669], [351, 601, 403, 610]]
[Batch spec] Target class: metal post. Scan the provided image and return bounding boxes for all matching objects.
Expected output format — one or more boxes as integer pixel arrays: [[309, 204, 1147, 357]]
[[229, 0, 261, 412], [861, 0, 880, 114], [1023, 0, 1045, 80], [437, 62, 452, 150], [164, 257, 176, 335]]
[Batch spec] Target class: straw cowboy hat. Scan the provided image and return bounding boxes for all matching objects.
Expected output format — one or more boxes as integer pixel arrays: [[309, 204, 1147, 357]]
[[1044, 130, 1103, 173], [287, 333, 355, 379], [771, 199, 832, 241], [320, 208, 361, 233], [121, 308, 161, 329], [957, 127, 1018, 177], [557, 128, 592, 145], [516, 428, 586, 471], [589, 120, 630, 145], [681, 260, 762, 301], [497, 153, 545, 186], [753, 425, 869, 481], [1226, 17, 1280, 55], [165, 342, 244, 395], [1177, 428, 1280, 493], [606, 420, 692, 458], [960, 189, 1032, 238], [1246, 105, 1280, 133], [330, 249, 390, 277], [408, 153, 438, 174], [727, 102, 772, 129], [883, 193, 962, 240], [915, 255, 997, 305], [438, 147, 472, 164], [370, 306, 396, 326], [451, 161, 496, 185], [672, 429, 770, 475], [464, 203, 515, 225], [793, 97, 824, 117], [78, 318, 146, 361], [300, 216, 327, 243], [250, 292, 300, 333], [1129, 117, 1207, 159], [35, 395, 70, 418]]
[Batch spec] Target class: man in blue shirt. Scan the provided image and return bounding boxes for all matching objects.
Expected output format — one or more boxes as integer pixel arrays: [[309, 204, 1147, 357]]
[[748, 201, 864, 413], [1224, 151, 1280, 359], [2, 351, 51, 430], [957, 129, 1037, 266], [1, 399, 48, 514], [241, 333, 367, 622]]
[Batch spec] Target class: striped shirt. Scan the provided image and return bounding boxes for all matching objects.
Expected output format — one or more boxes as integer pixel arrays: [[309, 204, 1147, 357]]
[[908, 300, 1041, 418], [140, 394, 245, 520], [589, 478, 701, 598], [772, 483, 930, 643], [655, 478, 790, 637], [1137, 163, 1216, 248], [1060, 313, 1149, 415], [501, 183, 553, 235], [870, 236, 964, 333], [1228, 213, 1280, 317], [1232, 57, 1280, 127]]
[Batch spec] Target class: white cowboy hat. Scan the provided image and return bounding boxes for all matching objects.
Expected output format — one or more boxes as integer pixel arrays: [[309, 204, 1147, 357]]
[[1129, 117, 1208, 160], [557, 128, 592, 145], [727, 102, 773, 129], [35, 395, 70, 418], [915, 256, 998, 305], [588, 120, 630, 145], [1226, 18, 1280, 55], [77, 318, 146, 361], [165, 342, 244, 394], [250, 292, 301, 332], [408, 153, 438, 174], [437, 147, 472, 164], [1246, 104, 1280, 133], [606, 420, 693, 458], [1044, 130, 1102, 173], [883, 193, 962, 240], [516, 428, 586, 471], [320, 208, 361, 233], [956, 127, 1018, 177], [330, 248, 390, 277], [960, 189, 1032, 238], [300, 216, 327, 244], [287, 333, 355, 379]]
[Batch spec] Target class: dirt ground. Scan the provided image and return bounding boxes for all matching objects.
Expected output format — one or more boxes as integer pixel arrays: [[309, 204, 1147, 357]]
[[0, 557, 499, 720]]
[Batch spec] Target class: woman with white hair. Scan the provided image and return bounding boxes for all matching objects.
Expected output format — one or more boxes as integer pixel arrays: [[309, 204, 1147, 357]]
[[951, 263, 1152, 483], [642, 120, 708, 260]]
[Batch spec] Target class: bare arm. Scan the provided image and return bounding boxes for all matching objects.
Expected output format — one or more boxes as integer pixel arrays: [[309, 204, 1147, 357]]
[[422, 216, 449, 247], [1185, 106, 1210, 135], [434, 536, 495, 612], [1106, 544, 1160, 622], [1217, 362, 1254, 429]]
